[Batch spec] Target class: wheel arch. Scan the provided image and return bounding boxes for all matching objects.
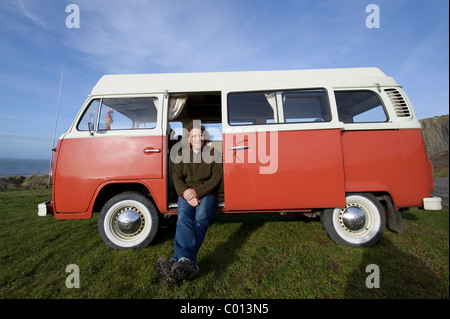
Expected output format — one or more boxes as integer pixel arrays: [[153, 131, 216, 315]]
[[91, 181, 160, 216], [350, 191, 403, 234], [374, 192, 404, 233]]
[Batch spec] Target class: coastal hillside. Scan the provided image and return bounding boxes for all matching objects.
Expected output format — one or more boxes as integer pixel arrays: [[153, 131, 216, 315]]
[[420, 114, 449, 172]]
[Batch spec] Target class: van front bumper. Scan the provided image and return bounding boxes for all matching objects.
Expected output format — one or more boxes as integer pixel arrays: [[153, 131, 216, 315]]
[[423, 196, 442, 210], [38, 201, 54, 216]]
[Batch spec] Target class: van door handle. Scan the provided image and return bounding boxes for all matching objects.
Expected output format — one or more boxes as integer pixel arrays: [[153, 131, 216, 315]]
[[230, 145, 250, 150], [144, 148, 161, 153]]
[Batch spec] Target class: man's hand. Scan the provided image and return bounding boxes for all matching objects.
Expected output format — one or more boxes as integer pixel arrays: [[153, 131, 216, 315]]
[[183, 188, 200, 207], [183, 188, 197, 201], [187, 197, 200, 207]]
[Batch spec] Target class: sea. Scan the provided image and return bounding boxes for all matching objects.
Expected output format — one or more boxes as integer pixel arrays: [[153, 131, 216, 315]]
[[0, 158, 51, 178]]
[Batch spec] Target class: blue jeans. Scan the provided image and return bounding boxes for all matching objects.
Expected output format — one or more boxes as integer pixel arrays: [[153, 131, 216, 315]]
[[173, 195, 218, 265]]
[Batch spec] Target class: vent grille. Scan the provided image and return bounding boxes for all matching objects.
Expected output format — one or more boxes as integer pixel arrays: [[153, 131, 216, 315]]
[[384, 88, 411, 118]]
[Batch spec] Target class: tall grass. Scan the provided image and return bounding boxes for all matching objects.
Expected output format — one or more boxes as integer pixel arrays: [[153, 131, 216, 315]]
[[0, 188, 448, 299], [0, 174, 49, 191]]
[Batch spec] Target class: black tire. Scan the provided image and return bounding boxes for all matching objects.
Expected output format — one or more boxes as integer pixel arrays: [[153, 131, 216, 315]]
[[98, 191, 159, 249], [321, 193, 385, 247]]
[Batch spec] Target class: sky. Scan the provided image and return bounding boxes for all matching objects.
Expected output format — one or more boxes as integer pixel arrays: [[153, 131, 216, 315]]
[[0, 0, 448, 159]]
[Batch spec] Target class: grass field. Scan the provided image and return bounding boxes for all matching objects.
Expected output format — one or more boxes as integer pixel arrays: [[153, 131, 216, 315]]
[[0, 188, 448, 299], [434, 168, 449, 178]]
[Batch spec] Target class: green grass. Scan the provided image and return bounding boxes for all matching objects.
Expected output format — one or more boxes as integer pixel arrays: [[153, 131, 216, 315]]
[[0, 188, 448, 299], [434, 168, 449, 178]]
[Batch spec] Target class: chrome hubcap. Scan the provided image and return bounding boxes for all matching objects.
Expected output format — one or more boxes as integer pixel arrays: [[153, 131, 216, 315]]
[[114, 207, 145, 237], [340, 205, 367, 232]]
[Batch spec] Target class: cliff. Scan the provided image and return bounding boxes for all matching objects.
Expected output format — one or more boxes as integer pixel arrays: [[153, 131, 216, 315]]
[[420, 114, 449, 171]]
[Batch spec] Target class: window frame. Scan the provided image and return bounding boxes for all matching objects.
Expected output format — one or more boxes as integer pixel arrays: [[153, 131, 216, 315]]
[[279, 88, 331, 124], [226, 88, 332, 127], [77, 98, 101, 132], [226, 90, 279, 126], [334, 89, 390, 124], [76, 96, 159, 132]]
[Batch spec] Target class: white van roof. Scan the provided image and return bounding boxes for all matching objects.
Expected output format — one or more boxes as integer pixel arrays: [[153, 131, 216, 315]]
[[91, 67, 400, 96]]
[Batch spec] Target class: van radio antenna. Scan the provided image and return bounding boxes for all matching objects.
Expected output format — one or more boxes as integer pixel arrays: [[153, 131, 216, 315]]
[[48, 70, 63, 186]]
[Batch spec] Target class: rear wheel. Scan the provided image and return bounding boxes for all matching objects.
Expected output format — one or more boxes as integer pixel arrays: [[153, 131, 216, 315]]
[[98, 192, 159, 249], [321, 193, 385, 247]]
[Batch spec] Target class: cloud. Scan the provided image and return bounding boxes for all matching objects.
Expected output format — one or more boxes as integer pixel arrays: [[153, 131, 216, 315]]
[[61, 1, 356, 74], [7, 0, 378, 74], [394, 18, 449, 118], [14, 0, 59, 30], [0, 133, 52, 145], [61, 0, 251, 73], [61, 1, 369, 73], [396, 19, 449, 79]]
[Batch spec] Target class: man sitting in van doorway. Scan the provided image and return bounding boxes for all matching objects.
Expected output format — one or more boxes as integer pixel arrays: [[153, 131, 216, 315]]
[[156, 120, 223, 285]]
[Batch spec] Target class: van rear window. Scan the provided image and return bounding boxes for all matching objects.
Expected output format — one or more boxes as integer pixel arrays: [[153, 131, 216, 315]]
[[335, 90, 388, 123]]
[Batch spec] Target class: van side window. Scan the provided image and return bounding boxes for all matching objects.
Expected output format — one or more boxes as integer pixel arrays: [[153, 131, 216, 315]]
[[282, 89, 330, 123], [228, 89, 331, 125], [98, 97, 158, 130], [335, 90, 388, 123], [77, 99, 100, 131], [228, 92, 277, 125]]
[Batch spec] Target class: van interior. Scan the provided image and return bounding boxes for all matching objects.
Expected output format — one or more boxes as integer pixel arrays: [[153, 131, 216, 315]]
[[166, 92, 224, 211]]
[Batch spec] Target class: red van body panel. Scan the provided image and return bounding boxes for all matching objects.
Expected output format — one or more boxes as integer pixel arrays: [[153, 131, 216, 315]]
[[223, 129, 346, 211], [53, 135, 163, 217], [341, 128, 433, 208]]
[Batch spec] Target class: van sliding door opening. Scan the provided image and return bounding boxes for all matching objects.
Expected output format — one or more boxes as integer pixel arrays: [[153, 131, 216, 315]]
[[166, 92, 224, 211]]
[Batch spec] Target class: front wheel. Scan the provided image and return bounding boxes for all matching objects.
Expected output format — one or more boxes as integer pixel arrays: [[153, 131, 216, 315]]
[[98, 192, 159, 249], [321, 193, 385, 247]]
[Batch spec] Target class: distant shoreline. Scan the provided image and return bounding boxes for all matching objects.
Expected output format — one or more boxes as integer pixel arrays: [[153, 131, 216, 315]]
[[0, 158, 50, 178]]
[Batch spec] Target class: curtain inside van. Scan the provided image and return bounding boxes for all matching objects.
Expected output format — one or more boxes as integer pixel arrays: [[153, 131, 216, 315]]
[[168, 96, 188, 120]]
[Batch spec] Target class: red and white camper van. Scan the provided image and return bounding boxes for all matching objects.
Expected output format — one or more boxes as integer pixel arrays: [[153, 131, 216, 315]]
[[38, 68, 441, 248]]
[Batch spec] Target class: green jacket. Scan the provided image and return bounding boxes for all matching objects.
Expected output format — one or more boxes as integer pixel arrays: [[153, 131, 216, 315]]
[[172, 145, 223, 199]]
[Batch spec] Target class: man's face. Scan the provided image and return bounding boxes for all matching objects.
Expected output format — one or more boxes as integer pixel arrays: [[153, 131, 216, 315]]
[[189, 128, 203, 152]]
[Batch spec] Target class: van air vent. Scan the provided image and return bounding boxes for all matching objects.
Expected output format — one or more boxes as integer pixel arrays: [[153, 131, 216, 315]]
[[384, 88, 411, 118]]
